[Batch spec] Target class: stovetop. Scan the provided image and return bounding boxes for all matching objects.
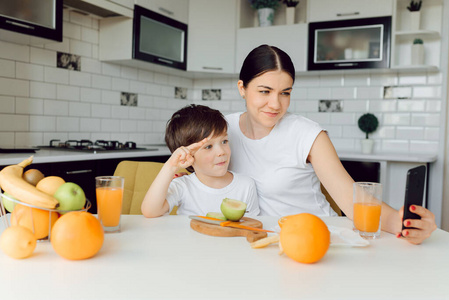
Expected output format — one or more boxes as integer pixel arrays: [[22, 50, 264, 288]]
[[38, 139, 157, 153]]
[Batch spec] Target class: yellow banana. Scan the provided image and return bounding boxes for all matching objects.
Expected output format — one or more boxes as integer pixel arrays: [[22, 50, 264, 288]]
[[0, 156, 59, 209]]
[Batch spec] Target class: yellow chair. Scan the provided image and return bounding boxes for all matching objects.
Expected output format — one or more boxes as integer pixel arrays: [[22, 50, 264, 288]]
[[320, 183, 343, 216], [113, 161, 187, 215]]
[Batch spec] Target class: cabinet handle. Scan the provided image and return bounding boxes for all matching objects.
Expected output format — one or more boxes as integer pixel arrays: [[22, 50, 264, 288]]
[[6, 20, 34, 29], [66, 169, 93, 175], [336, 12, 360, 17], [157, 58, 173, 64], [158, 7, 174, 15], [202, 66, 223, 71]]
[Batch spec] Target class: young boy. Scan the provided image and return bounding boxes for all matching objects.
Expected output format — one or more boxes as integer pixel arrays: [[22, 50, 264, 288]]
[[141, 104, 260, 217]]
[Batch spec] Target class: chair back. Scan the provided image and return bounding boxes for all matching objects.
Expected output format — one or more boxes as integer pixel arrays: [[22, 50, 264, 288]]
[[113, 161, 186, 215]]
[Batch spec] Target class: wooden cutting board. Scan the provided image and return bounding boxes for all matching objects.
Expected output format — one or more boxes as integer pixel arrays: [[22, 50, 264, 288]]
[[190, 217, 268, 242]]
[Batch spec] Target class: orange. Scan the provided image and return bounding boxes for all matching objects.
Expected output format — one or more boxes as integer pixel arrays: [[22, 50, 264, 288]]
[[51, 211, 104, 260], [11, 204, 59, 240], [0, 225, 37, 259], [36, 176, 65, 195], [279, 213, 330, 264]]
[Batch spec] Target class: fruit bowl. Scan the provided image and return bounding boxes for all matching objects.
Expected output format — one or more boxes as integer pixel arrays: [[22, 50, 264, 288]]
[[0, 192, 91, 242]]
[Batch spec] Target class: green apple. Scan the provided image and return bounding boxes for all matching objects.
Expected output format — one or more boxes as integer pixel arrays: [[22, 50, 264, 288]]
[[206, 212, 227, 221], [54, 182, 86, 213], [1, 192, 18, 213], [220, 198, 247, 221]]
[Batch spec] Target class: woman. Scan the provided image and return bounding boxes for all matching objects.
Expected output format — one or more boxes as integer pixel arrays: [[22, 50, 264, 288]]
[[227, 44, 436, 245]]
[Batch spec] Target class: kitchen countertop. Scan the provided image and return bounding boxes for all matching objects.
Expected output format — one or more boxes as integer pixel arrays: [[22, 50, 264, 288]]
[[0, 146, 171, 165], [337, 151, 437, 163], [0, 147, 436, 166], [1, 215, 448, 300]]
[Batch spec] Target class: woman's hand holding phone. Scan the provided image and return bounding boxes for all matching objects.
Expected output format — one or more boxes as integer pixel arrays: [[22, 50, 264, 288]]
[[398, 205, 437, 245]]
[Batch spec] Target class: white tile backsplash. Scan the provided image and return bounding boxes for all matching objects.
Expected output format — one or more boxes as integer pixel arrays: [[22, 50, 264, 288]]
[[69, 71, 92, 87], [1, 78, 29, 97], [30, 47, 56, 67], [44, 99, 69, 116], [91, 104, 111, 118], [0, 41, 29, 62], [0, 12, 443, 156], [0, 59, 15, 77], [30, 116, 55, 131], [16, 62, 44, 81], [0, 96, 15, 113], [57, 84, 80, 101], [0, 133, 14, 147], [45, 67, 69, 84], [30, 81, 55, 99]]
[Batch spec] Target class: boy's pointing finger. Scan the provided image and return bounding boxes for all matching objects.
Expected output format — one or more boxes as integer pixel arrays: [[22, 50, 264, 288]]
[[187, 138, 208, 154]]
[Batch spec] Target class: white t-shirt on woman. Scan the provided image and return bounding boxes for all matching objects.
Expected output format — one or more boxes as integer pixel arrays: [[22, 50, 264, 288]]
[[226, 112, 337, 217]]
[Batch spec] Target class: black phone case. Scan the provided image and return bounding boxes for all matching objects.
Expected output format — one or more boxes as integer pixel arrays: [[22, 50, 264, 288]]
[[402, 165, 426, 231]]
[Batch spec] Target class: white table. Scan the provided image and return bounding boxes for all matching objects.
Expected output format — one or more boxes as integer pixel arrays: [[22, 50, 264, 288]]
[[1, 215, 448, 300]]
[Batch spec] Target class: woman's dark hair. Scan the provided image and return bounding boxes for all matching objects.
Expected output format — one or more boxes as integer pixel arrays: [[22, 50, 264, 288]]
[[239, 44, 295, 87], [165, 104, 227, 171]]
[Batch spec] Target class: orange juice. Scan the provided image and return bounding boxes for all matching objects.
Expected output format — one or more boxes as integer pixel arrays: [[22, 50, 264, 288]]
[[353, 202, 381, 233], [96, 187, 123, 227]]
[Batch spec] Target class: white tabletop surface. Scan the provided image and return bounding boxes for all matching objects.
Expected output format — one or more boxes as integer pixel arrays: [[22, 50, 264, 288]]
[[1, 215, 448, 300]]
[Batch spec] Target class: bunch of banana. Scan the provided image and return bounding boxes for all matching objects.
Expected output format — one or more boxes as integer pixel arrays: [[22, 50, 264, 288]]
[[0, 156, 59, 209]]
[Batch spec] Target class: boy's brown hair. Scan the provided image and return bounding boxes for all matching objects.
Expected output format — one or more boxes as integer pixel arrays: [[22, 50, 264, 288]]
[[165, 105, 228, 171]]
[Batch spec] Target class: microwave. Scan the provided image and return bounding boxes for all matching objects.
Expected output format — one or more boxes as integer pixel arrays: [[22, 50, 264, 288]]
[[133, 5, 187, 70], [308, 16, 391, 71]]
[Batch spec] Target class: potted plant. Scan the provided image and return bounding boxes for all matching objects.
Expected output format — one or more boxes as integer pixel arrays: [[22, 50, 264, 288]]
[[248, 0, 281, 27], [358, 113, 379, 154], [411, 38, 424, 65], [407, 0, 422, 30], [283, 0, 299, 25]]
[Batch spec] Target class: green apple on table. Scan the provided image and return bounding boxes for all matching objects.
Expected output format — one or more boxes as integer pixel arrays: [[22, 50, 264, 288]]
[[1, 192, 18, 212], [220, 198, 247, 221], [53, 182, 86, 213]]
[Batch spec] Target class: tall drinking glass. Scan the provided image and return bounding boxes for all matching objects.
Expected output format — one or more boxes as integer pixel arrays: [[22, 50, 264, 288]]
[[353, 182, 382, 239], [95, 176, 124, 233]]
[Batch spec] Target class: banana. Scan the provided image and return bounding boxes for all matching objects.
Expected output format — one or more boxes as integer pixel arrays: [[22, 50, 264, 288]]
[[0, 156, 59, 209]]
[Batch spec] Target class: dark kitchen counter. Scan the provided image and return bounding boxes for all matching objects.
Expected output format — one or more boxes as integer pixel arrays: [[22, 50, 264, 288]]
[[0, 145, 171, 166]]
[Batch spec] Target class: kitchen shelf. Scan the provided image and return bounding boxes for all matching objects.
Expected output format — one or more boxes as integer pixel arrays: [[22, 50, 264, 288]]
[[395, 30, 440, 38], [391, 65, 439, 72]]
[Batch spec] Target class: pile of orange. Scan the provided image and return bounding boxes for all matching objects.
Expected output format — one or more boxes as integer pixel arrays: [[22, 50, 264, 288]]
[[279, 213, 330, 264], [11, 204, 59, 240]]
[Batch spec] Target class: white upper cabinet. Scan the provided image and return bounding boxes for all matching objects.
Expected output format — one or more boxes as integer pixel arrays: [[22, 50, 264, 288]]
[[308, 0, 394, 22], [134, 0, 189, 23], [236, 24, 308, 72], [187, 0, 237, 74]]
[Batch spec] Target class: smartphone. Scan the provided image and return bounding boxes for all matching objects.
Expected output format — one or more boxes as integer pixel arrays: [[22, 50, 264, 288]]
[[402, 165, 426, 232]]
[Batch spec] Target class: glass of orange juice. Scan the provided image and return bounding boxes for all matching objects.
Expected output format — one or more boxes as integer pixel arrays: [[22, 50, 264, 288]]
[[353, 182, 382, 239], [95, 176, 124, 233]]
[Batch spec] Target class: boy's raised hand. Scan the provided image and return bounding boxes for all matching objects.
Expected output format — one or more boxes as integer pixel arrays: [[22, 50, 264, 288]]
[[167, 138, 208, 170]]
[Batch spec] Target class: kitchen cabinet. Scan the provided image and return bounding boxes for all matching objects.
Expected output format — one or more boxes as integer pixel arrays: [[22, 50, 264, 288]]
[[308, 0, 393, 22], [0, 0, 63, 45], [235, 24, 308, 72], [187, 0, 237, 74], [64, 0, 133, 18], [134, 0, 189, 23], [391, 0, 442, 71]]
